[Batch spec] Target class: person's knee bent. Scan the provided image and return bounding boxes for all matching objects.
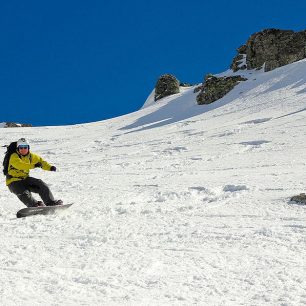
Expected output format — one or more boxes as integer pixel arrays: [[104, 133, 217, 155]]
[[18, 190, 31, 199], [18, 190, 35, 207]]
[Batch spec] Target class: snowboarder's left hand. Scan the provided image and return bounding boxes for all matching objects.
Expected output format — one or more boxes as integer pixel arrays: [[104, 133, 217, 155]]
[[50, 166, 57, 172]]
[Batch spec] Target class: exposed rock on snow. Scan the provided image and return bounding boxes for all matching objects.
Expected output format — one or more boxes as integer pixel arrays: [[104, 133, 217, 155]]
[[290, 193, 306, 204], [179, 82, 193, 87], [196, 74, 247, 105], [1, 122, 32, 128], [155, 74, 180, 101], [231, 45, 248, 71], [231, 28, 306, 72]]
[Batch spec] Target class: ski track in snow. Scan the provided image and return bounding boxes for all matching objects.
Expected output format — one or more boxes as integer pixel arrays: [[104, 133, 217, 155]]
[[1, 60, 306, 305]]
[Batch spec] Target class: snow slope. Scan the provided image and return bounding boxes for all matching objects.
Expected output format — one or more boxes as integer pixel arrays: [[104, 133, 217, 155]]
[[0, 60, 306, 306]]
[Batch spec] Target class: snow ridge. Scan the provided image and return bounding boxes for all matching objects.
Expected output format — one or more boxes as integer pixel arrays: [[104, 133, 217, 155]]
[[1, 60, 306, 305]]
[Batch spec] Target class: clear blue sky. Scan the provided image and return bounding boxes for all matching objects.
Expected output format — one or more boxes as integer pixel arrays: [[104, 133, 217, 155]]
[[1, 0, 305, 126]]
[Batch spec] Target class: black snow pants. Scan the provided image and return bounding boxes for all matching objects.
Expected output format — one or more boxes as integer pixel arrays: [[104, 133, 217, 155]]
[[8, 177, 55, 207]]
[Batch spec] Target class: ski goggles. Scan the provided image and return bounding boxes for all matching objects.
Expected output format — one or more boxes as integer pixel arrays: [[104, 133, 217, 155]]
[[18, 145, 29, 149]]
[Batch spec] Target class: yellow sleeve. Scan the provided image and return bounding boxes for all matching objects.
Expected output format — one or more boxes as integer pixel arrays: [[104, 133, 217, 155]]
[[30, 153, 52, 171], [10, 153, 35, 171]]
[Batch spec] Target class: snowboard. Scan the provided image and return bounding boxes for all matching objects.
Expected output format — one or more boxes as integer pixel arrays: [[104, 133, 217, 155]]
[[17, 203, 73, 218]]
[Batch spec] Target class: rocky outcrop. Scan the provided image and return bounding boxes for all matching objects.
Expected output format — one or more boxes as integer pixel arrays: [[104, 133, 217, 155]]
[[230, 54, 247, 72], [3, 122, 32, 128], [290, 193, 306, 204], [154, 29, 306, 107], [230, 45, 248, 72], [231, 29, 306, 72], [179, 82, 193, 87], [196, 74, 247, 105], [155, 74, 180, 101]]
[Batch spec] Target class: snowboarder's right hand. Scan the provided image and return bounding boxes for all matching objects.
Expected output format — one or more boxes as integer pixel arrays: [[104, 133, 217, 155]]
[[50, 166, 57, 172], [34, 162, 42, 168]]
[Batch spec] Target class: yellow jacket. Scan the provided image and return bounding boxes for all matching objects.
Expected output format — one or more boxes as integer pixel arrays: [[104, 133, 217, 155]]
[[6, 152, 52, 186]]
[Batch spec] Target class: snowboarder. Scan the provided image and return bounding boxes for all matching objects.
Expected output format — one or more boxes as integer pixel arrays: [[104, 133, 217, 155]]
[[5, 138, 63, 207]]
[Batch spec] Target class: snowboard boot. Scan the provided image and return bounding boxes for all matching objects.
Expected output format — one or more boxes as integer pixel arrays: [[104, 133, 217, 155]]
[[32, 201, 46, 207], [46, 200, 63, 206]]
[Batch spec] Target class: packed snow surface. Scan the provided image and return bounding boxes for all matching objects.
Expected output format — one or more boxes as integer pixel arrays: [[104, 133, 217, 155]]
[[1, 60, 306, 305]]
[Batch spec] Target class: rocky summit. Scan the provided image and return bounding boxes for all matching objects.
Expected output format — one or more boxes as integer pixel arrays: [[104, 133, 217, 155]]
[[231, 29, 306, 72]]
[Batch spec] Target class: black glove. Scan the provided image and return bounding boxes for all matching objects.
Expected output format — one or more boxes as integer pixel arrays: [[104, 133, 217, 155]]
[[34, 162, 42, 168], [50, 166, 57, 172]]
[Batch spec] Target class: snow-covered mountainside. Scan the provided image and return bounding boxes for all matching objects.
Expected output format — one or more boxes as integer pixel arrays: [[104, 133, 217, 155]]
[[1, 60, 306, 305]]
